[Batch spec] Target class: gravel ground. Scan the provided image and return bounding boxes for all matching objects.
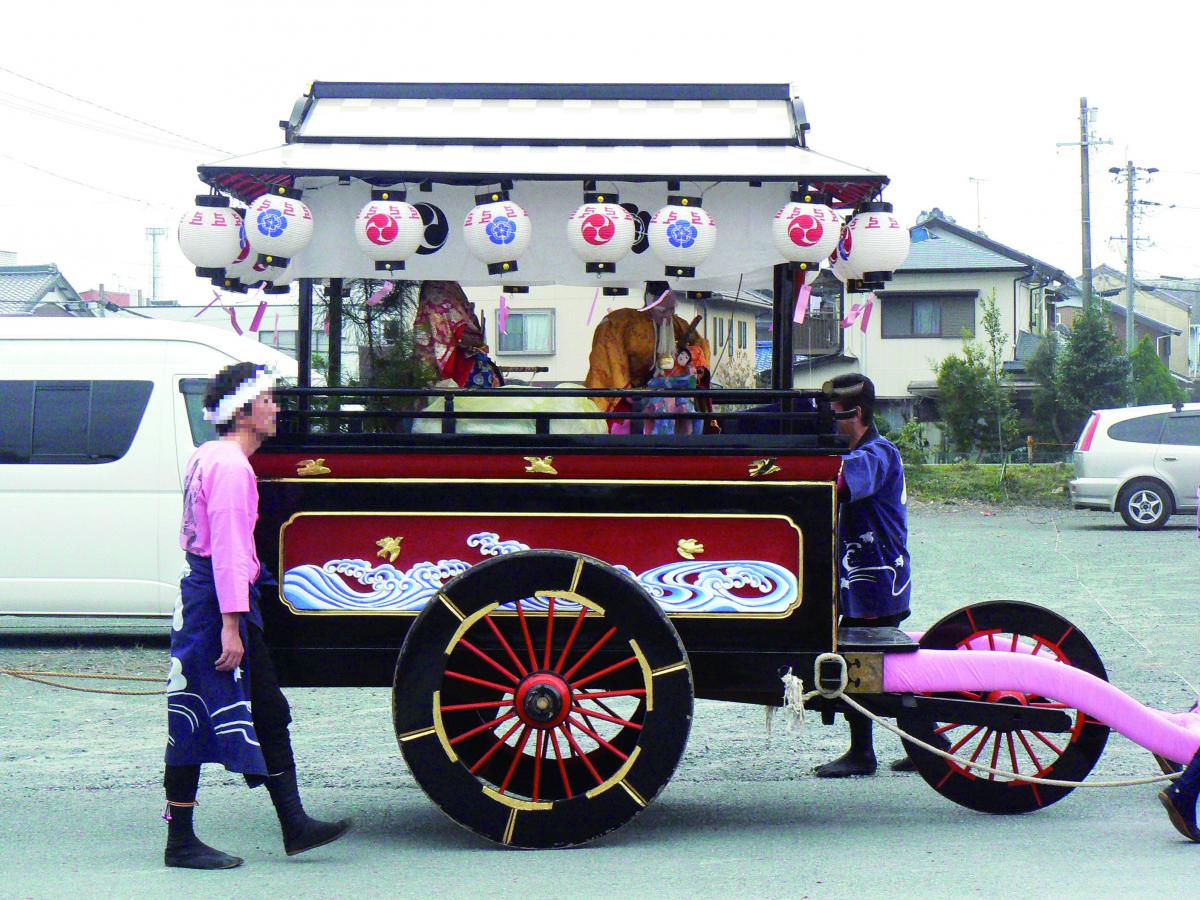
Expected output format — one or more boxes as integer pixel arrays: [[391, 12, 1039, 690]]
[[1, 505, 1198, 898]]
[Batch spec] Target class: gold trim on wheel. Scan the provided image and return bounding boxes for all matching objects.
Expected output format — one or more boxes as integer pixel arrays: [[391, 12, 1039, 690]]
[[483, 786, 554, 811]]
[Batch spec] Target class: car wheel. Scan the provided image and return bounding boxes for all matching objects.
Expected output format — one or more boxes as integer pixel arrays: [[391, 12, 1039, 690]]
[[1117, 479, 1173, 530]]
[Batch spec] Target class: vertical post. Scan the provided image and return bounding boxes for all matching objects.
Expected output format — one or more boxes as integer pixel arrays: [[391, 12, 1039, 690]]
[[1080, 97, 1094, 310], [1125, 161, 1137, 353], [327, 277, 344, 387], [297, 279, 313, 388], [771, 263, 795, 391]]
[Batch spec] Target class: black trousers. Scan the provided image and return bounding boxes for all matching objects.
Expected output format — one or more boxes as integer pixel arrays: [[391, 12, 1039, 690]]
[[165, 623, 295, 799], [840, 610, 910, 629]]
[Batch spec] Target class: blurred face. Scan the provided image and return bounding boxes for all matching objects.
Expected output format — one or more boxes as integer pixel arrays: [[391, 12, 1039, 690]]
[[831, 399, 860, 438], [239, 388, 278, 439]]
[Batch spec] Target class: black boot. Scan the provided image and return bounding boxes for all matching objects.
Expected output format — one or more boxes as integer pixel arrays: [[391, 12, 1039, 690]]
[[814, 712, 877, 778], [163, 803, 243, 869], [265, 768, 352, 856], [1159, 749, 1200, 843]]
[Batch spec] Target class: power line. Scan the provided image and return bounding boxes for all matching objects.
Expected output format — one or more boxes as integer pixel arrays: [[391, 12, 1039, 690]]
[[0, 90, 202, 153], [0, 151, 167, 207], [0, 64, 230, 155]]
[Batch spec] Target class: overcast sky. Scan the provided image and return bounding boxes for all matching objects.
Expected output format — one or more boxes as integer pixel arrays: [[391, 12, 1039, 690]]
[[2, 0, 1197, 304]]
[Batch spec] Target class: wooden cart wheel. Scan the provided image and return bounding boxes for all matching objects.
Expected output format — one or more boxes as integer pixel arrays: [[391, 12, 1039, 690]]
[[896, 600, 1110, 814], [393, 550, 693, 848]]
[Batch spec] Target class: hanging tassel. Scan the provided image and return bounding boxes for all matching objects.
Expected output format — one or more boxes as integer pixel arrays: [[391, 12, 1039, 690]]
[[249, 300, 267, 333], [793, 283, 812, 325], [498, 293, 510, 334]]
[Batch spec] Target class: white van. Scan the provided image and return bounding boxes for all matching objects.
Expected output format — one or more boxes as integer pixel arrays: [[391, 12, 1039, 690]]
[[0, 317, 299, 616]]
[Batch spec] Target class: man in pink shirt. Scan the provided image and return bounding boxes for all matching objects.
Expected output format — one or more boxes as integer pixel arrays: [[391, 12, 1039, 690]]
[[163, 362, 351, 869]]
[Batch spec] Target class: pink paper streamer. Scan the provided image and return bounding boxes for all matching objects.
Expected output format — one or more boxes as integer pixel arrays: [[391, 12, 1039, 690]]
[[195, 291, 221, 319], [367, 286, 388, 306], [271, 312, 280, 346], [643, 289, 671, 311], [793, 283, 812, 325], [226, 306, 242, 335], [586, 286, 600, 326], [249, 300, 267, 333], [498, 293, 510, 334], [859, 293, 875, 333]]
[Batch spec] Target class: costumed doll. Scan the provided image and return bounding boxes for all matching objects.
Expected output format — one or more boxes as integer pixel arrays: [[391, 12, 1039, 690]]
[[413, 280, 504, 388], [163, 362, 351, 869], [584, 282, 715, 433]]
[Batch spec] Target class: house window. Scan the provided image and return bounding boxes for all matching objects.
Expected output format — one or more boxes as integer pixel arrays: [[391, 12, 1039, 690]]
[[258, 330, 328, 357], [715, 317, 726, 350], [497, 310, 555, 354], [881, 293, 976, 339], [737, 319, 748, 350], [0, 380, 152, 464]]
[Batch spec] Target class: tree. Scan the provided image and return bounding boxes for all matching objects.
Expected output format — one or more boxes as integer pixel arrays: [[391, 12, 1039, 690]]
[[1027, 331, 1064, 442], [1130, 335, 1184, 406], [934, 290, 1019, 458], [1054, 302, 1131, 438]]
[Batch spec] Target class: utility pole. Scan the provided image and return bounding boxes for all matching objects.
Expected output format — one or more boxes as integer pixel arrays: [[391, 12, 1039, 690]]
[[1109, 162, 1159, 353], [968, 177, 989, 231], [145, 226, 166, 305], [1058, 98, 1111, 308]]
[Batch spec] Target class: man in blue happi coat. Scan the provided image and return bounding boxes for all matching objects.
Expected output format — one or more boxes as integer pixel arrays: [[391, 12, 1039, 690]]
[[815, 373, 914, 778]]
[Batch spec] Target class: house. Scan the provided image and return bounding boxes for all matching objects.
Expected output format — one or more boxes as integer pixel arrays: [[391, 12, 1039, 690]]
[[0, 264, 91, 316], [1054, 265, 1190, 379], [790, 211, 1075, 423]]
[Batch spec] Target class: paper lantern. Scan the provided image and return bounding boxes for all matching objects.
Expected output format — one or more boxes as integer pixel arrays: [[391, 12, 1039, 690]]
[[225, 244, 270, 292], [566, 194, 636, 274], [772, 191, 841, 265], [843, 201, 911, 281], [354, 190, 424, 272], [463, 191, 532, 275], [262, 261, 294, 295], [244, 186, 314, 268], [648, 197, 717, 278], [178, 196, 243, 278]]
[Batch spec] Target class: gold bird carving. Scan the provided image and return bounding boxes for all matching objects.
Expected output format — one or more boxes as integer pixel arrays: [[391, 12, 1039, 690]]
[[748, 458, 782, 478], [677, 539, 705, 560], [524, 456, 558, 476], [296, 458, 331, 477], [376, 536, 404, 564]]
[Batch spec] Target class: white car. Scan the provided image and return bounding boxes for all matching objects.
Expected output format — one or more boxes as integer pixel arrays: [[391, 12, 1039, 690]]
[[1069, 402, 1200, 530], [0, 316, 299, 616]]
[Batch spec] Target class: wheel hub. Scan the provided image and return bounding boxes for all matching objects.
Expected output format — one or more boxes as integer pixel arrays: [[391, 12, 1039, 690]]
[[515, 673, 571, 728]]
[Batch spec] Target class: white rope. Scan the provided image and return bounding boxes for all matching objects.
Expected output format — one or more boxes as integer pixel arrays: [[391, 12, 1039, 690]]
[[781, 656, 1181, 789]]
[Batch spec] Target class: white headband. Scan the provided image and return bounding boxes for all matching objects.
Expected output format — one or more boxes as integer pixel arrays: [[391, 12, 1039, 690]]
[[203, 366, 277, 425]]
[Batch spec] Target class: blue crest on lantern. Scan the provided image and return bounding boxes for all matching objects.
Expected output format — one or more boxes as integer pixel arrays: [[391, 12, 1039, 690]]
[[257, 209, 288, 238], [486, 216, 516, 245], [666, 220, 698, 249]]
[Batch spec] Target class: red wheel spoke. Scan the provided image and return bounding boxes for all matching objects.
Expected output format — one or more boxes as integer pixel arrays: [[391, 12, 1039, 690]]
[[563, 626, 618, 680], [584, 695, 623, 719], [458, 638, 520, 685], [554, 607, 589, 673], [987, 632, 996, 651], [499, 726, 533, 794], [1028, 702, 1069, 709], [571, 705, 643, 730], [1031, 730, 1065, 756], [571, 654, 639, 690], [969, 728, 993, 763], [1006, 732, 1020, 775], [532, 730, 545, 802], [1009, 632, 1019, 653], [988, 732, 1002, 780], [451, 711, 517, 745], [955, 691, 983, 701], [484, 615, 529, 678], [949, 726, 983, 754], [549, 729, 572, 796], [561, 724, 605, 784], [440, 699, 515, 712], [575, 688, 646, 702], [445, 670, 513, 694], [515, 599, 539, 672], [568, 715, 630, 762], [1015, 729, 1045, 773], [469, 719, 523, 774], [933, 722, 964, 736], [543, 597, 556, 670]]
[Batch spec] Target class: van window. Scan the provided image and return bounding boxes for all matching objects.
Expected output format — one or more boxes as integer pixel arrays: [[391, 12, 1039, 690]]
[[1107, 413, 1166, 445], [179, 379, 218, 447], [0, 380, 153, 464], [1162, 415, 1200, 447]]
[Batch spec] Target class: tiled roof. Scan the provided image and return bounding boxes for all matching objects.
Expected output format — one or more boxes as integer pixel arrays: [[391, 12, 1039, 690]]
[[901, 215, 1073, 284], [0, 264, 84, 312]]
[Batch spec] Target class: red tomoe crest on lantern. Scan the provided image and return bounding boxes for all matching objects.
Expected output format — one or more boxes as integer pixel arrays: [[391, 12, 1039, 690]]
[[566, 200, 635, 272], [772, 198, 840, 264], [355, 196, 424, 271]]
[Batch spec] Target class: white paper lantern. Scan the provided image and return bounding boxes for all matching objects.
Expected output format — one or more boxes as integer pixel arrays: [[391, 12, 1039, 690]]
[[463, 193, 532, 275], [244, 187, 314, 268], [772, 196, 841, 264], [648, 198, 717, 278], [830, 221, 863, 282], [225, 242, 270, 292], [566, 197, 636, 273], [178, 197, 243, 277], [843, 202, 910, 279], [354, 192, 424, 272], [262, 261, 295, 295]]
